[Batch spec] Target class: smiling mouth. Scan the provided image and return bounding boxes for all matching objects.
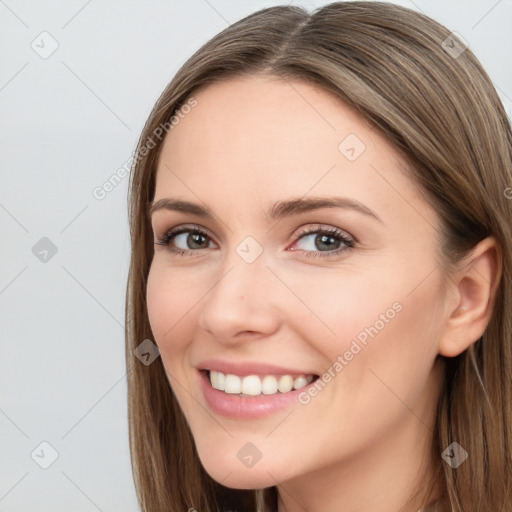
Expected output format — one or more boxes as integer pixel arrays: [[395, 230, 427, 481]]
[[204, 370, 319, 397]]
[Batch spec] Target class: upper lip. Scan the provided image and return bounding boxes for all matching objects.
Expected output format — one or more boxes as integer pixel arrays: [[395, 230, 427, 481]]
[[197, 359, 319, 377]]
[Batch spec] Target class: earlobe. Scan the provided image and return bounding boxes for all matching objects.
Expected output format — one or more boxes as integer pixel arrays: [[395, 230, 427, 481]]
[[438, 236, 502, 358]]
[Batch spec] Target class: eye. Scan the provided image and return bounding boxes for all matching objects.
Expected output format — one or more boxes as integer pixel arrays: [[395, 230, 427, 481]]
[[289, 225, 355, 258], [154, 224, 355, 259], [154, 225, 216, 256]]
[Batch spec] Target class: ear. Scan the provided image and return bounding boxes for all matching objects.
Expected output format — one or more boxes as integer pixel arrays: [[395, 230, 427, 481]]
[[438, 236, 502, 357]]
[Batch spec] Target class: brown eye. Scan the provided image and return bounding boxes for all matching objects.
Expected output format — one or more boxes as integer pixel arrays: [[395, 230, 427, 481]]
[[155, 226, 216, 255], [290, 227, 355, 259]]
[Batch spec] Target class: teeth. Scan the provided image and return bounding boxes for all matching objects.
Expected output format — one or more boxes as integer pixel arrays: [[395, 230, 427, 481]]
[[224, 373, 241, 394], [209, 371, 314, 396], [241, 375, 261, 396], [293, 375, 309, 389], [278, 375, 293, 393], [262, 375, 278, 395], [210, 370, 225, 391], [216, 371, 225, 391]]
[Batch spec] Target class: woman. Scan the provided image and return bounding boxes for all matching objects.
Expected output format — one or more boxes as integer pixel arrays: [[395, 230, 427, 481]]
[[125, 2, 512, 511]]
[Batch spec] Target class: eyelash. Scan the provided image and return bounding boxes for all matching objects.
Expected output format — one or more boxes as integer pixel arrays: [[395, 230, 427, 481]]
[[154, 224, 355, 259]]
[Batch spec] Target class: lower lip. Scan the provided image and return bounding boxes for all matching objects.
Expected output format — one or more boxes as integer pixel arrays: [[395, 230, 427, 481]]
[[199, 370, 314, 419]]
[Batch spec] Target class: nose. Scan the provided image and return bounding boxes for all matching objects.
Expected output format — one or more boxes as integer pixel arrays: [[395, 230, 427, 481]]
[[197, 252, 281, 345]]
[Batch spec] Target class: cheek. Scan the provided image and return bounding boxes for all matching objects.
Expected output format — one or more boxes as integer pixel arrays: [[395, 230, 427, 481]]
[[299, 262, 444, 397], [146, 264, 200, 414], [304, 257, 442, 354], [330, 273, 444, 413], [146, 262, 196, 355], [280, 265, 403, 349]]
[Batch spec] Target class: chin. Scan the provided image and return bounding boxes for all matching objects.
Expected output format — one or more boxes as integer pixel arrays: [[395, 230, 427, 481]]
[[198, 452, 282, 489], [209, 469, 276, 490]]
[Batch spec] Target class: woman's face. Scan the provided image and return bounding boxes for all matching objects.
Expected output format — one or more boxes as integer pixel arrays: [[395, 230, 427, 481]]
[[146, 74, 448, 490]]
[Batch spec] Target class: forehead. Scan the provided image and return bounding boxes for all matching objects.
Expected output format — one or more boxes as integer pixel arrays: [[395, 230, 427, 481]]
[[165, 74, 372, 159], [154, 74, 430, 229]]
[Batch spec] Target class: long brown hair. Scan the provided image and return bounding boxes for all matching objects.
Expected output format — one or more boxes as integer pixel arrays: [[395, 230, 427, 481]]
[[125, 2, 512, 510]]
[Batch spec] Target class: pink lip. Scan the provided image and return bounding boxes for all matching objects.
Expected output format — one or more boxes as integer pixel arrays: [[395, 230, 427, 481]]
[[198, 370, 316, 419], [197, 359, 317, 378]]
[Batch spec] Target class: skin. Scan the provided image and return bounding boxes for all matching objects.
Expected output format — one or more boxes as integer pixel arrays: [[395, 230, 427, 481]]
[[146, 74, 500, 512]]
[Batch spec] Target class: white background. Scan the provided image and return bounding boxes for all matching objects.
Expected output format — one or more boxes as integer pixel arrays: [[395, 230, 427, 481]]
[[1, 0, 510, 510]]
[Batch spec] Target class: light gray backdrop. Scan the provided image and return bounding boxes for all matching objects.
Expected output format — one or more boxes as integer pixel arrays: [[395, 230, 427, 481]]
[[1, 0, 511, 510]]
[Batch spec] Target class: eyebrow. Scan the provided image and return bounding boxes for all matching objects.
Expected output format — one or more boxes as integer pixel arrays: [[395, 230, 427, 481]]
[[148, 196, 383, 224]]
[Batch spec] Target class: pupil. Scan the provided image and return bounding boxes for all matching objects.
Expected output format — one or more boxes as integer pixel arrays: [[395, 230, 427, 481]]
[[316, 234, 338, 251], [189, 233, 206, 249]]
